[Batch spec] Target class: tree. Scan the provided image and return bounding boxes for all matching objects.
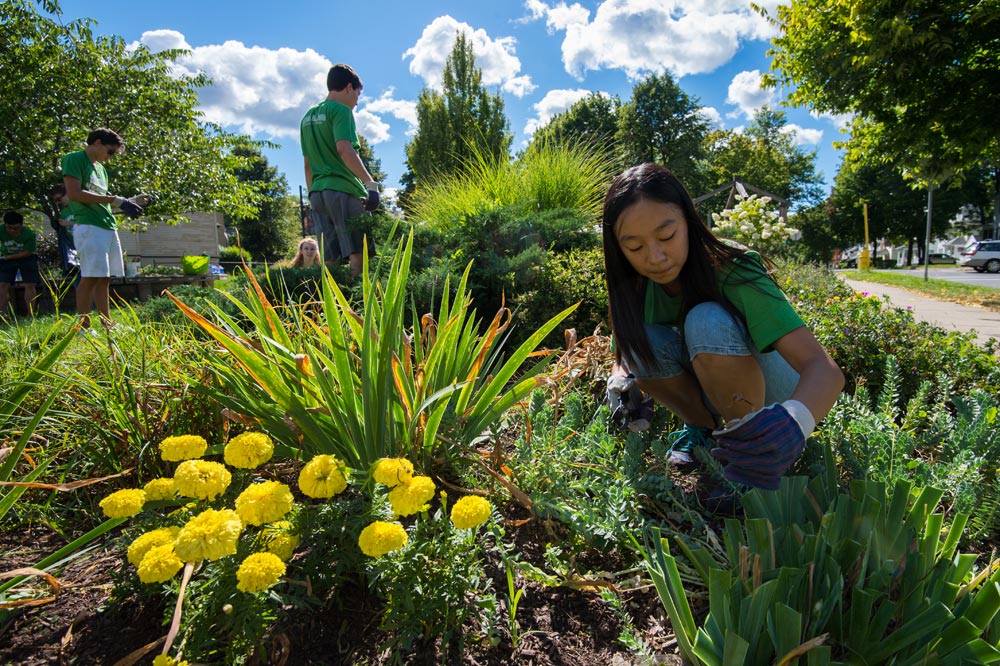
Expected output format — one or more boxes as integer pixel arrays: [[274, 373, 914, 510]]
[[228, 145, 297, 262], [0, 0, 256, 232], [703, 108, 825, 210], [616, 73, 710, 194], [401, 33, 511, 204], [762, 0, 1000, 228], [531, 93, 621, 160]]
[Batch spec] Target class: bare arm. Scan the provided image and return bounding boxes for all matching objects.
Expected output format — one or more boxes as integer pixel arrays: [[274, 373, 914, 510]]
[[336, 140, 375, 184], [63, 175, 116, 206], [303, 156, 313, 191], [771, 326, 845, 423]]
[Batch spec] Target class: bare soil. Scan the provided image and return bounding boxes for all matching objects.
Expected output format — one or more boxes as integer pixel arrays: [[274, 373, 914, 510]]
[[1, 520, 686, 666]]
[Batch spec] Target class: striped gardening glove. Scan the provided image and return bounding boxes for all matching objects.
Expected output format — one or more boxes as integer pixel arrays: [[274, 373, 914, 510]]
[[710, 400, 814, 491]]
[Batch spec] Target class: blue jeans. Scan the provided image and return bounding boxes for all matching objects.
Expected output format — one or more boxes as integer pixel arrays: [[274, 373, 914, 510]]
[[629, 302, 800, 408]]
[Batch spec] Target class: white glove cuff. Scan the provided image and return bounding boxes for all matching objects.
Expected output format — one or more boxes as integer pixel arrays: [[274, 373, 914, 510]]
[[364, 181, 380, 192], [113, 196, 126, 208], [782, 399, 816, 438]]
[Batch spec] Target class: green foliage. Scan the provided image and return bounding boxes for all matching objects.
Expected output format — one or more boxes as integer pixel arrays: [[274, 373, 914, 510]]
[[515, 246, 608, 344], [509, 391, 643, 551], [531, 93, 621, 161], [218, 245, 252, 263], [401, 32, 511, 204], [407, 140, 614, 232], [647, 474, 1000, 665], [365, 502, 498, 657], [702, 108, 825, 213], [763, 0, 1000, 178], [173, 230, 575, 472], [778, 262, 1000, 402], [0, 0, 257, 226], [227, 145, 297, 262], [139, 264, 183, 276], [616, 73, 710, 195], [140, 284, 244, 328]]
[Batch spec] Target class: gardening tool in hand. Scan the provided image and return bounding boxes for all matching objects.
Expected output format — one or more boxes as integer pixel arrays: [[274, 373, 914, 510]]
[[606, 374, 653, 432]]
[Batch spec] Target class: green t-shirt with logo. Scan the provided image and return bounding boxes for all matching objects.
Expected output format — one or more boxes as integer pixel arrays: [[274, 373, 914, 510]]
[[300, 99, 366, 198], [0, 224, 37, 256], [60, 150, 117, 230], [643, 251, 805, 353]]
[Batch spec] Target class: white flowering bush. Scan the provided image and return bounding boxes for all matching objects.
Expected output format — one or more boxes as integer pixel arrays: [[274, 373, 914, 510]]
[[711, 194, 799, 256]]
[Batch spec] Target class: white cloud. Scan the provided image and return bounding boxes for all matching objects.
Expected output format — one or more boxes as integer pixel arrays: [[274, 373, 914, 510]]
[[523, 88, 602, 135], [697, 106, 723, 128], [134, 31, 417, 147], [811, 110, 853, 131], [781, 123, 824, 146], [138, 30, 329, 139], [363, 88, 419, 139], [403, 15, 536, 97], [524, 0, 778, 80], [726, 70, 777, 119]]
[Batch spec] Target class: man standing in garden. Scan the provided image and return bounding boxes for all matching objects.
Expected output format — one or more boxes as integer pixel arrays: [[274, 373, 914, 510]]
[[0, 211, 42, 316], [300, 63, 380, 277], [61, 128, 145, 330], [49, 183, 78, 277]]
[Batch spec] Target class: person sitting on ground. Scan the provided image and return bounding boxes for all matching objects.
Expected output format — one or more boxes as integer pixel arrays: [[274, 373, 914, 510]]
[[0, 211, 42, 316], [603, 163, 844, 492]]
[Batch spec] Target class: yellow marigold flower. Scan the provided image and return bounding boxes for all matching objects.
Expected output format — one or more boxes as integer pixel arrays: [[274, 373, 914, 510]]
[[159, 435, 208, 462], [137, 543, 183, 584], [358, 521, 408, 557], [234, 481, 294, 526], [99, 488, 146, 519], [388, 476, 436, 517], [262, 521, 299, 561], [372, 458, 414, 487], [127, 526, 181, 567], [297, 455, 348, 498], [174, 508, 242, 562], [173, 459, 231, 500], [143, 477, 177, 501], [224, 432, 274, 469], [153, 655, 189, 666], [450, 495, 492, 529], [236, 552, 286, 593]]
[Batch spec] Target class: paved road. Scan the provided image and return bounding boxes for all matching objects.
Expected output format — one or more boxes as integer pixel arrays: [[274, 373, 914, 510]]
[[841, 277, 1000, 349], [919, 266, 1000, 288]]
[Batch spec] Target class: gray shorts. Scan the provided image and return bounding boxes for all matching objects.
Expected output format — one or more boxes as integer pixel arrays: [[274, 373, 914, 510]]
[[309, 190, 368, 262]]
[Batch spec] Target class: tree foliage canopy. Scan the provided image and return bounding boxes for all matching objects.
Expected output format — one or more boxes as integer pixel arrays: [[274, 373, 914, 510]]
[[615, 73, 710, 193], [531, 93, 621, 160], [0, 0, 257, 228], [228, 145, 297, 262], [763, 0, 1000, 179], [402, 33, 511, 203]]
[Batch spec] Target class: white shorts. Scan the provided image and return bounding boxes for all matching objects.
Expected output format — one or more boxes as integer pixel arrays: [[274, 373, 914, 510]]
[[73, 224, 124, 278]]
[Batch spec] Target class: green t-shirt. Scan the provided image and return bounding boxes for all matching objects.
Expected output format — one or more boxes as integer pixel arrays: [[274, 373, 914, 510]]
[[643, 251, 804, 353], [0, 224, 37, 256], [60, 150, 117, 230], [300, 99, 366, 198]]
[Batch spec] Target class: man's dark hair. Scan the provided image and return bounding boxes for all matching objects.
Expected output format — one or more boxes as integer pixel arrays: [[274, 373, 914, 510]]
[[327, 64, 362, 92], [50, 183, 66, 196], [86, 128, 123, 147], [3, 211, 24, 226]]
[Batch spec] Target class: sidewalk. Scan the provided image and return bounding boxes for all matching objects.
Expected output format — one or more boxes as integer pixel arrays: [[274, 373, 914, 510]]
[[841, 278, 1000, 348]]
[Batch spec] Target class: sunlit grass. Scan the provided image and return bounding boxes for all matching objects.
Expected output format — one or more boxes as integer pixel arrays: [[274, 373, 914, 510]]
[[842, 269, 1000, 311], [407, 139, 616, 230]]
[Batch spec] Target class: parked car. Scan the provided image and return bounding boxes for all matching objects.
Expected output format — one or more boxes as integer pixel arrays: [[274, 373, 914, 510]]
[[927, 252, 956, 264], [959, 241, 1000, 273]]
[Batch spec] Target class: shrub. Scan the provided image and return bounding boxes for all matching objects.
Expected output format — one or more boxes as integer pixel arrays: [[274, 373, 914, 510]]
[[219, 245, 252, 263]]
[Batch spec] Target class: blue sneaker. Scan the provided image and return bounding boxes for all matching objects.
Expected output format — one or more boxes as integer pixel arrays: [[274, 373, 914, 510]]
[[665, 424, 714, 467]]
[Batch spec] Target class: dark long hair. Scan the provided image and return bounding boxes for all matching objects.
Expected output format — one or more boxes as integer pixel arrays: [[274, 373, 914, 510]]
[[602, 163, 767, 369]]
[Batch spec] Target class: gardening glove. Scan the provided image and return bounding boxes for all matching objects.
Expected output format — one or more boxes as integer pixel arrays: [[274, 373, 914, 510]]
[[363, 181, 381, 212], [129, 193, 156, 208], [710, 400, 814, 491], [113, 196, 144, 220], [607, 374, 652, 432]]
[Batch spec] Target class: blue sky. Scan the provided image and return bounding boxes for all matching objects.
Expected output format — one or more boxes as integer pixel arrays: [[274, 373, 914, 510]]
[[57, 0, 849, 206]]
